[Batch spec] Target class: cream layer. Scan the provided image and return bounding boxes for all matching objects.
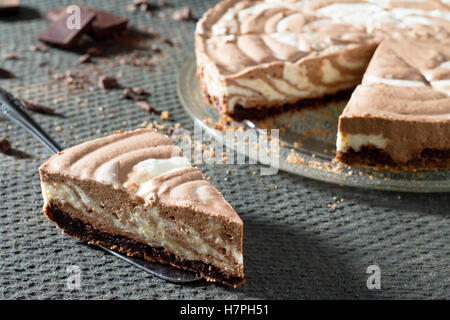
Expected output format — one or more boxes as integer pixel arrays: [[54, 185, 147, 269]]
[[336, 131, 388, 152]]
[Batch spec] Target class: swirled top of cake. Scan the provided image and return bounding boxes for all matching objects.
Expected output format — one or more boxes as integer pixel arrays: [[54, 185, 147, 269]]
[[196, 0, 450, 76], [40, 129, 241, 223]]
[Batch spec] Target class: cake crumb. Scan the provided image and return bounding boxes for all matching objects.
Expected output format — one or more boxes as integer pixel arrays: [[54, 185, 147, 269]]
[[160, 111, 169, 120]]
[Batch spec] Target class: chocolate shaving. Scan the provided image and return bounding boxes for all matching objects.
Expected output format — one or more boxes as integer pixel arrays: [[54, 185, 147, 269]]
[[22, 100, 55, 115], [0, 137, 11, 153]]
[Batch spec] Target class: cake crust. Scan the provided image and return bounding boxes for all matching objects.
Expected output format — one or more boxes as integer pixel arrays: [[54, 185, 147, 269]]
[[337, 146, 450, 171]]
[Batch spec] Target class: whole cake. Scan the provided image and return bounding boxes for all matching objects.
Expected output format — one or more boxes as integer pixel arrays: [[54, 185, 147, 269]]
[[195, 0, 450, 169], [39, 129, 244, 287]]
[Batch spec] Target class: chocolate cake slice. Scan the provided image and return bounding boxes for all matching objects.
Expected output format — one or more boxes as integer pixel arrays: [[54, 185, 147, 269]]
[[336, 38, 450, 170], [39, 129, 244, 287]]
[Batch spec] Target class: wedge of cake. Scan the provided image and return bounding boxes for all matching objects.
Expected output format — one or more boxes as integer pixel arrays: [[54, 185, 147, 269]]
[[195, 0, 450, 120], [336, 38, 450, 170], [39, 129, 244, 287]]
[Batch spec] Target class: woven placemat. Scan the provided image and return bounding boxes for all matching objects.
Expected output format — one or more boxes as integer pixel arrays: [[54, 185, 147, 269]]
[[0, 0, 448, 299]]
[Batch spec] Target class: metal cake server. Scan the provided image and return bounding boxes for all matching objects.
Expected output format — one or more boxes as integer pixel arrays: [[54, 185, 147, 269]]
[[0, 87, 202, 283]]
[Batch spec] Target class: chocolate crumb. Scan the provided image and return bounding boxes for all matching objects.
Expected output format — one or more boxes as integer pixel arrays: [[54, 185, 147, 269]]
[[0, 137, 11, 153], [98, 76, 120, 89]]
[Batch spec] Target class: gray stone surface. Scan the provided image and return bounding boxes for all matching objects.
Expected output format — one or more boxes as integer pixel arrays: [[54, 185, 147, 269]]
[[0, 0, 448, 299]]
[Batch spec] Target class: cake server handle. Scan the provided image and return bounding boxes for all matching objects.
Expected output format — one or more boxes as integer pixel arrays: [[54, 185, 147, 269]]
[[0, 87, 202, 283], [0, 87, 61, 153]]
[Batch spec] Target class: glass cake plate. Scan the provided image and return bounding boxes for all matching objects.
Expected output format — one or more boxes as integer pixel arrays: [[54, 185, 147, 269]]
[[177, 56, 450, 193]]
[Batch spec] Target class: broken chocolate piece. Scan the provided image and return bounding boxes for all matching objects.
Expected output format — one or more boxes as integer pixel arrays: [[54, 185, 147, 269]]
[[47, 5, 128, 38], [0, 68, 14, 79], [0, 137, 11, 153], [38, 10, 96, 48], [98, 76, 119, 89], [22, 100, 55, 115]]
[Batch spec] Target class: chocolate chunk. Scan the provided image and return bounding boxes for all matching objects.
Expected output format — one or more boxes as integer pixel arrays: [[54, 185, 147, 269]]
[[0, 0, 20, 13], [47, 5, 128, 38], [3, 52, 19, 60], [98, 76, 119, 89], [136, 101, 157, 113], [0, 68, 14, 78], [22, 100, 55, 115], [38, 10, 96, 48], [0, 137, 11, 153], [172, 6, 193, 21]]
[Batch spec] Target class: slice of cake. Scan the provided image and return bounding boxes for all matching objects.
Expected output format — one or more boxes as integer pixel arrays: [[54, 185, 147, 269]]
[[336, 38, 450, 170], [39, 129, 244, 287]]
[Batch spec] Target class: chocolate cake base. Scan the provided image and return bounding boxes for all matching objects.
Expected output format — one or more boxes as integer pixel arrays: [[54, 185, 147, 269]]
[[201, 86, 353, 122], [43, 203, 245, 287], [337, 146, 450, 171]]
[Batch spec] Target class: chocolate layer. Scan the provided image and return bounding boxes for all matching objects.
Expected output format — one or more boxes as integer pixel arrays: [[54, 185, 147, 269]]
[[44, 203, 245, 287], [337, 146, 450, 171]]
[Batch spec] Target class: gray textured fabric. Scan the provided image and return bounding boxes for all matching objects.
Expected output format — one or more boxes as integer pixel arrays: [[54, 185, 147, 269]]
[[0, 0, 449, 300]]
